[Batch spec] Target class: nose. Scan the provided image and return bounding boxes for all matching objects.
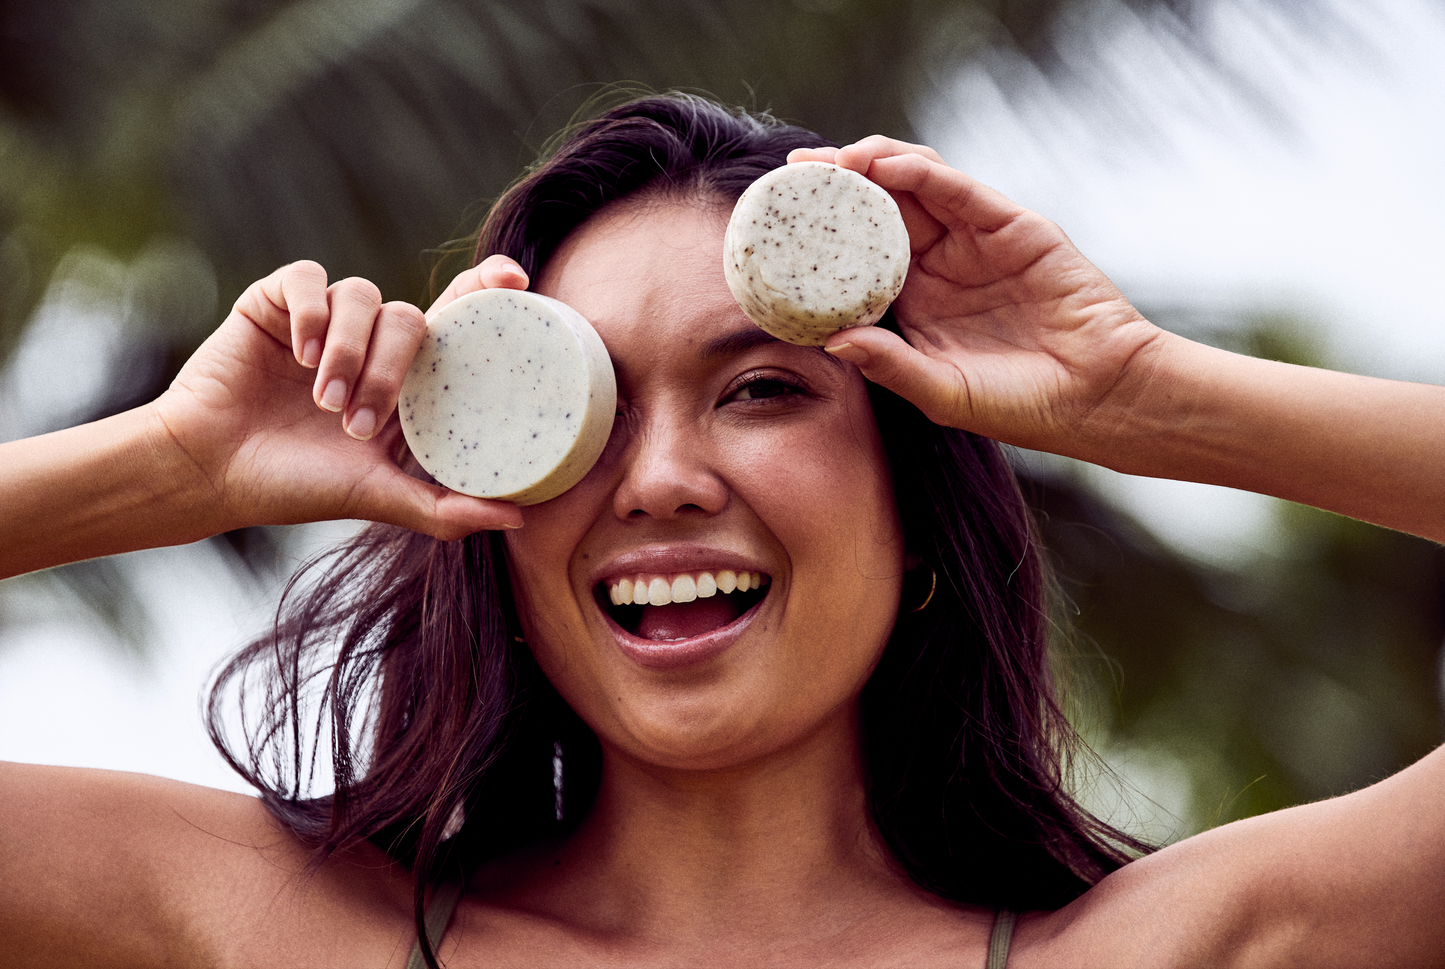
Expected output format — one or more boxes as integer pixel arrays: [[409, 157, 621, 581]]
[[611, 413, 728, 521]]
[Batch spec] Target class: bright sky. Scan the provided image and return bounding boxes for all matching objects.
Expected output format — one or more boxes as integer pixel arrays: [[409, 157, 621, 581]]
[[2, 0, 1442, 803]]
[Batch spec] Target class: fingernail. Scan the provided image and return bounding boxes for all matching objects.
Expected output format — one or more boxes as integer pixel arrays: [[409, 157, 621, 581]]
[[301, 338, 322, 368], [347, 407, 376, 441], [320, 378, 347, 412]]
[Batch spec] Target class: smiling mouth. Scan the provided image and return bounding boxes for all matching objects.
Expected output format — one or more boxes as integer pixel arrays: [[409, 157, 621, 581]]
[[598, 570, 771, 641]]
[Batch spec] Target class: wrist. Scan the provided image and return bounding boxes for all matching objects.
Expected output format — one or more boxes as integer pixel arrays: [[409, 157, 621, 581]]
[[137, 401, 240, 540], [1060, 334, 1445, 544], [1065, 324, 1196, 473], [0, 404, 238, 579]]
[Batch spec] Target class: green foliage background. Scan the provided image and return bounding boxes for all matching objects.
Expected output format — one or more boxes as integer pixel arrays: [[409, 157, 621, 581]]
[[1, 0, 1440, 841]]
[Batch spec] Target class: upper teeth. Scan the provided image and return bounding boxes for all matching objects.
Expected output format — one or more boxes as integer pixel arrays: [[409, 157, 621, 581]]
[[607, 571, 769, 606]]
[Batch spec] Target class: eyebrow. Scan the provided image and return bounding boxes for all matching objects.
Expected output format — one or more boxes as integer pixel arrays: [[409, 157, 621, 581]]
[[698, 325, 846, 370]]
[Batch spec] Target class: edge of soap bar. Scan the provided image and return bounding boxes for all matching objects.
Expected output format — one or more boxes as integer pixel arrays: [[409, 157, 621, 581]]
[[723, 161, 909, 346], [399, 289, 615, 505]]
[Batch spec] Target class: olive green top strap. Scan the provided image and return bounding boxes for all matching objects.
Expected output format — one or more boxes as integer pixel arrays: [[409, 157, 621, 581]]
[[987, 908, 1018, 969], [403, 883, 1011, 968], [404, 874, 467, 969]]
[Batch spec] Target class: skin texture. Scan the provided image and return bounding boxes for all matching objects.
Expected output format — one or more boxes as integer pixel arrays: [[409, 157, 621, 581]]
[[2, 138, 1445, 967], [448, 200, 978, 963], [508, 200, 904, 772]]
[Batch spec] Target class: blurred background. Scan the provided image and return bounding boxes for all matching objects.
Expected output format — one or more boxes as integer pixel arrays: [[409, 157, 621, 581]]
[[1, 0, 1442, 844]]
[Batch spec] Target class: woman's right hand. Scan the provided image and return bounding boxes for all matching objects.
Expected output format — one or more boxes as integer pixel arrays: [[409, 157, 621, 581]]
[[152, 257, 529, 539]]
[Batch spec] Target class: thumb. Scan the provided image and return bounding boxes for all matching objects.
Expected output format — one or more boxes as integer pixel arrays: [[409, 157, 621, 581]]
[[825, 326, 970, 428], [428, 255, 530, 320], [353, 466, 525, 539]]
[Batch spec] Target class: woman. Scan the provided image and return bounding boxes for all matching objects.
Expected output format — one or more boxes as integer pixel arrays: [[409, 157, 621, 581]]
[[3, 94, 1443, 967]]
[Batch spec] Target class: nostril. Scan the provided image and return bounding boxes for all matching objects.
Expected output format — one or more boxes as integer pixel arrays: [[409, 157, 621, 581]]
[[626, 502, 707, 518], [611, 445, 729, 521]]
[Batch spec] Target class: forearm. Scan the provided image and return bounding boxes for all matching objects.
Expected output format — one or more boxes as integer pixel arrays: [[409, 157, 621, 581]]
[[1084, 332, 1445, 542], [0, 405, 228, 579]]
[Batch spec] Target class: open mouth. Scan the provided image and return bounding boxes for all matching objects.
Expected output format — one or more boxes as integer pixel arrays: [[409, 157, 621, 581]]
[[597, 570, 771, 642]]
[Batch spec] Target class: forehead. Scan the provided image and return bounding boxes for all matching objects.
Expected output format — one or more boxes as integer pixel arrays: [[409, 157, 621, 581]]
[[535, 199, 741, 347]]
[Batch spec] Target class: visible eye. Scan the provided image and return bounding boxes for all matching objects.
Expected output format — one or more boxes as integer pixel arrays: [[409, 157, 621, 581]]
[[726, 371, 809, 404]]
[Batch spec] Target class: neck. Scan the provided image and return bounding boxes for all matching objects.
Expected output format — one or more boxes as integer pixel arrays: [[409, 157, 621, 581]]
[[480, 706, 928, 949]]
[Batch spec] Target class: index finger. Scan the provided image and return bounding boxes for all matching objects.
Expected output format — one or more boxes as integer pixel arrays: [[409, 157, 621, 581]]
[[427, 254, 530, 320], [234, 261, 331, 364], [834, 134, 948, 170], [788, 138, 1016, 248], [840, 140, 1025, 236]]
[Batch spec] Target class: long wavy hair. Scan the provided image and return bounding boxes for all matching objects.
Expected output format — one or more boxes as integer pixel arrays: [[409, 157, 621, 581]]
[[208, 92, 1150, 969]]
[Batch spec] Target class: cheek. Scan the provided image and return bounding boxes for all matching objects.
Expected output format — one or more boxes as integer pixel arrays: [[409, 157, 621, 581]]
[[502, 528, 608, 729], [730, 400, 905, 667], [737, 389, 902, 570], [505, 441, 622, 592], [502, 493, 596, 656], [501, 461, 637, 719]]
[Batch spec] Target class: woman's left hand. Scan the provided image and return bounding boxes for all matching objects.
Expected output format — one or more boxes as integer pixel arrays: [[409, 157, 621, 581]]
[[788, 139, 1164, 458]]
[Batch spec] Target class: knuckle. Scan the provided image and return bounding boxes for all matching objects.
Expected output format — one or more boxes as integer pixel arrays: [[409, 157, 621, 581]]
[[280, 262, 331, 329], [357, 358, 408, 398], [326, 335, 370, 369], [288, 259, 327, 280], [235, 278, 264, 310], [874, 356, 905, 386], [333, 276, 384, 310], [293, 301, 330, 329], [383, 301, 427, 339]]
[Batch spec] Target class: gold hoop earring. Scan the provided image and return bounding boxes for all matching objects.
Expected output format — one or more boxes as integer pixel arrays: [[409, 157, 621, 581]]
[[910, 567, 937, 613]]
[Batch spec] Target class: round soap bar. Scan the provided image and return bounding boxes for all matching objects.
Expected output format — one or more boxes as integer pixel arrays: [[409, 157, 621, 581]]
[[723, 161, 910, 346], [399, 289, 615, 505]]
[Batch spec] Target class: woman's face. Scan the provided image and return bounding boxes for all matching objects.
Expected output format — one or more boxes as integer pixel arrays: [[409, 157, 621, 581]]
[[504, 197, 905, 772]]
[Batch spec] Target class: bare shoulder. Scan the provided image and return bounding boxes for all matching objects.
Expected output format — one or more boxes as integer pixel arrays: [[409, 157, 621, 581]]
[[0, 762, 416, 968], [1013, 745, 1445, 967]]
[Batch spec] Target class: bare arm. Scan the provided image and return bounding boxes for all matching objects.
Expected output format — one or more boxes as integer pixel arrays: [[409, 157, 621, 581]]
[[0, 259, 528, 580], [0, 407, 217, 577], [787, 138, 1445, 960], [1084, 336, 1445, 543], [789, 140, 1445, 543], [1015, 743, 1445, 967], [0, 259, 544, 961], [0, 763, 416, 968]]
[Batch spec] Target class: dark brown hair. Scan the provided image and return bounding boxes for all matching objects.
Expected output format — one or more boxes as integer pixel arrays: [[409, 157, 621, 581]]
[[209, 92, 1148, 969]]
